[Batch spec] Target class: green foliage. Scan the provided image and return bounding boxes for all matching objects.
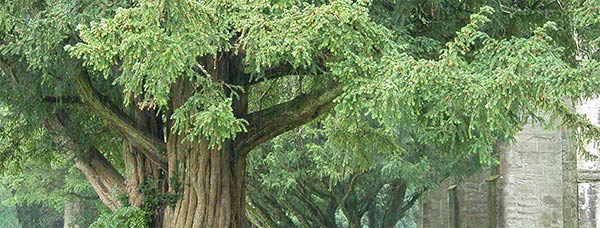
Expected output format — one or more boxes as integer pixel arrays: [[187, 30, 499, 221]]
[[63, 0, 242, 146], [139, 179, 181, 211], [246, 2, 600, 226], [238, 0, 387, 75], [4, 0, 600, 226], [90, 206, 148, 228], [14, 203, 63, 228], [0, 158, 102, 227], [0, 108, 105, 227], [247, 116, 480, 227], [5, 0, 600, 153], [171, 83, 248, 148]]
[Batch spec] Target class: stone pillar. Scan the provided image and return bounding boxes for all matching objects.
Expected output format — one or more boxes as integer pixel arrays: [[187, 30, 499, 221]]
[[456, 171, 490, 228], [486, 175, 498, 228], [419, 123, 575, 228], [496, 124, 572, 228], [448, 185, 459, 228], [561, 128, 578, 228], [576, 98, 600, 227], [418, 172, 491, 228], [419, 182, 451, 228]]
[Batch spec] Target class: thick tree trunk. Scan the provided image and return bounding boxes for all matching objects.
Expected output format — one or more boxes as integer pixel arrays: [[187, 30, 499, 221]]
[[71, 53, 339, 227], [157, 56, 248, 228], [161, 138, 246, 228], [381, 182, 407, 228]]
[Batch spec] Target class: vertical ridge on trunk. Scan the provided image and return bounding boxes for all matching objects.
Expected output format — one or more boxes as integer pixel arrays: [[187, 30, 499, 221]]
[[161, 133, 245, 227]]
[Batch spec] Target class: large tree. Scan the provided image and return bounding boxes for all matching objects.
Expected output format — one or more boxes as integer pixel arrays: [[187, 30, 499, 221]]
[[3, 0, 600, 227]]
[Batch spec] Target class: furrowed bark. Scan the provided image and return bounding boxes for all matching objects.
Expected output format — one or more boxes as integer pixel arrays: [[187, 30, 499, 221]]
[[74, 71, 168, 169], [120, 104, 166, 210], [160, 55, 248, 228], [237, 85, 343, 155], [161, 115, 247, 228], [74, 148, 126, 211]]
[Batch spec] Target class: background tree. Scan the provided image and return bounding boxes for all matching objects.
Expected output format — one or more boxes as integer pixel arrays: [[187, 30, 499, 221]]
[[3, 0, 600, 227], [245, 86, 483, 228], [0, 160, 102, 228], [0, 107, 105, 228]]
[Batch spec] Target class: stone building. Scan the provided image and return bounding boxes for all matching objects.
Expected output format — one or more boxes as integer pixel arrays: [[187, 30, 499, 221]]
[[418, 99, 600, 228]]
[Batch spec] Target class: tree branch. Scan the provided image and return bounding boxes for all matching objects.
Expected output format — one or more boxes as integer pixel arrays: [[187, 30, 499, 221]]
[[246, 182, 296, 227], [0, 58, 17, 83], [74, 147, 127, 211], [74, 71, 168, 169], [292, 185, 336, 227], [244, 64, 297, 86], [401, 188, 425, 214], [44, 112, 126, 211], [382, 181, 408, 228], [237, 85, 343, 155]]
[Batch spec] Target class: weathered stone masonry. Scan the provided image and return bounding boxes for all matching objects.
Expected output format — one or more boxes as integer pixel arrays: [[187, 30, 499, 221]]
[[419, 124, 578, 228], [418, 99, 600, 228]]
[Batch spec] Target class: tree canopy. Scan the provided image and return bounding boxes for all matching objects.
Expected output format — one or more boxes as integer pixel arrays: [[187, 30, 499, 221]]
[[2, 0, 600, 227]]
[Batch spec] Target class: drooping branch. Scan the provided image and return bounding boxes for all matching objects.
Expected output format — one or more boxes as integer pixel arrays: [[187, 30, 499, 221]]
[[338, 173, 364, 228], [246, 183, 296, 227], [401, 188, 425, 213], [292, 185, 337, 227], [43, 113, 126, 211], [73, 71, 168, 169], [74, 147, 127, 211], [237, 85, 343, 156]]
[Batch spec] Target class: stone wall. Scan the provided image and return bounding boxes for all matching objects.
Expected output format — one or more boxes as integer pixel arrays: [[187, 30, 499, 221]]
[[418, 182, 450, 228], [416, 99, 600, 227], [418, 124, 577, 228], [418, 173, 491, 228], [456, 171, 491, 228], [497, 125, 576, 228]]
